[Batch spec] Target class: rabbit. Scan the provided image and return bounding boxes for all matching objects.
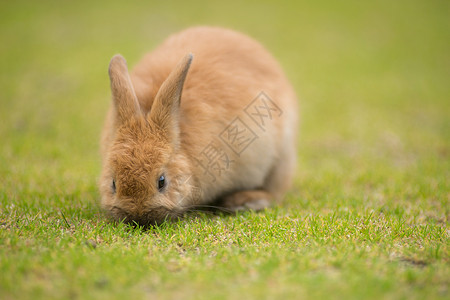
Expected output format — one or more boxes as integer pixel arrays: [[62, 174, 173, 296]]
[[99, 26, 298, 226]]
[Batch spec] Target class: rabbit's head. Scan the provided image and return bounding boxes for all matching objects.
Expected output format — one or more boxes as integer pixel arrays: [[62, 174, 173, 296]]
[[100, 54, 195, 226]]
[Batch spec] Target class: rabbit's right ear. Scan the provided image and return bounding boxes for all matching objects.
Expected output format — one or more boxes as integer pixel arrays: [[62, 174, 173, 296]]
[[109, 55, 140, 124], [149, 54, 193, 146]]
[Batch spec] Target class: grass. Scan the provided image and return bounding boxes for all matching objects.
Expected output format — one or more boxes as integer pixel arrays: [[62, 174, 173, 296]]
[[0, 0, 449, 299]]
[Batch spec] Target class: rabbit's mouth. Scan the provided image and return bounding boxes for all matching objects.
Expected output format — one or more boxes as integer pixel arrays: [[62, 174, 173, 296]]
[[109, 205, 182, 227]]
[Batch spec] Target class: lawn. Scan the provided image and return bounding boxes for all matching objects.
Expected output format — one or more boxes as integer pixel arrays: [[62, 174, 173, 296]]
[[0, 0, 448, 299]]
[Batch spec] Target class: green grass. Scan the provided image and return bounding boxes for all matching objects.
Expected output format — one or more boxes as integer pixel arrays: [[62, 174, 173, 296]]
[[0, 0, 448, 299]]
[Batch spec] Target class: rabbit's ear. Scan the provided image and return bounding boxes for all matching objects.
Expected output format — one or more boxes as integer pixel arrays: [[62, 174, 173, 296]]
[[149, 54, 193, 145], [109, 55, 140, 124]]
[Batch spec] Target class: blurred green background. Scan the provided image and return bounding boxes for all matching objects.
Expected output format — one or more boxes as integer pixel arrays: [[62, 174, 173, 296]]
[[1, 0, 448, 196], [0, 0, 448, 298]]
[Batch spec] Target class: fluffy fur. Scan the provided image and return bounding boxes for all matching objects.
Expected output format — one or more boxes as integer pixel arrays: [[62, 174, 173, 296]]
[[100, 26, 298, 225]]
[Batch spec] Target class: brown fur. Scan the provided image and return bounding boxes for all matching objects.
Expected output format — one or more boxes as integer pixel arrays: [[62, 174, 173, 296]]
[[100, 26, 298, 225]]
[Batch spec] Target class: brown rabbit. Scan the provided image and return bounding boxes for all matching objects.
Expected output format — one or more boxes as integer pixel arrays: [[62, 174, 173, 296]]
[[100, 26, 298, 225]]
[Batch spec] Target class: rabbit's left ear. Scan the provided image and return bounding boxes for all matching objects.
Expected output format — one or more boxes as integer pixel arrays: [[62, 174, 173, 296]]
[[149, 54, 193, 146], [109, 55, 141, 125]]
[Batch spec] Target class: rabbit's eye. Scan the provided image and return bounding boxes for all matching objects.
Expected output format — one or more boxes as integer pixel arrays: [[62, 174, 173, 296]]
[[112, 179, 116, 194], [158, 175, 165, 191]]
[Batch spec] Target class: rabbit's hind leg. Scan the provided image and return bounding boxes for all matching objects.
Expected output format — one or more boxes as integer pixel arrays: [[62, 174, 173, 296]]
[[220, 190, 273, 212]]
